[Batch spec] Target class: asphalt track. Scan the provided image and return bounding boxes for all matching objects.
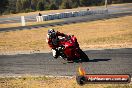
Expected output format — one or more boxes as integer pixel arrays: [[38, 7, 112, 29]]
[[0, 48, 132, 76]]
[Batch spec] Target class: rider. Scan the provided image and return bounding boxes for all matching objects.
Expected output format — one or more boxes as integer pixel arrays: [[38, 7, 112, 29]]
[[46, 28, 68, 58]]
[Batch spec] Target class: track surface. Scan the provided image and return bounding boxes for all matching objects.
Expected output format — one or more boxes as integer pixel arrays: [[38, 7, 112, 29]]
[[0, 48, 132, 76]]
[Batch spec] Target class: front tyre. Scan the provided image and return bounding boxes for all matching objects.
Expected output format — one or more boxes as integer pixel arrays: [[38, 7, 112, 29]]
[[79, 49, 89, 62]]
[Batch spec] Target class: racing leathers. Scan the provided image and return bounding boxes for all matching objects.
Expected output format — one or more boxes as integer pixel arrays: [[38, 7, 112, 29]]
[[46, 31, 67, 58]]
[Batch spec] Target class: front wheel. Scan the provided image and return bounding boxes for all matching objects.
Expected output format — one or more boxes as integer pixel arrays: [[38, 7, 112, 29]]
[[79, 49, 89, 62]]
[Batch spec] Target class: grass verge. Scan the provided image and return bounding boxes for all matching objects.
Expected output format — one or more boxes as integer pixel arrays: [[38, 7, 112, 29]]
[[0, 76, 131, 88], [0, 15, 132, 53]]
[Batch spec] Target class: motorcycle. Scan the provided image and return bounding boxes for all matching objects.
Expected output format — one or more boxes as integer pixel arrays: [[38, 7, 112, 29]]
[[53, 35, 89, 62]]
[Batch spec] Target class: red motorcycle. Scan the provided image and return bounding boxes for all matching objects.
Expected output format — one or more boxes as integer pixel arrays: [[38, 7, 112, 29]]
[[55, 35, 89, 62]]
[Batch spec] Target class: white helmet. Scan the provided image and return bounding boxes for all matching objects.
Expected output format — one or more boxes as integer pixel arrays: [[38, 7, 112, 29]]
[[48, 29, 56, 38]]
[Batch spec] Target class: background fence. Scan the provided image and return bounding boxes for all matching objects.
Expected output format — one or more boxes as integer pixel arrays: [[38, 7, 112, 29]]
[[36, 9, 108, 22]]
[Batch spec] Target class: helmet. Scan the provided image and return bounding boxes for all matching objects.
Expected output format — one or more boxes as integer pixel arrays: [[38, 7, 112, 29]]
[[48, 29, 56, 38], [48, 29, 55, 34]]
